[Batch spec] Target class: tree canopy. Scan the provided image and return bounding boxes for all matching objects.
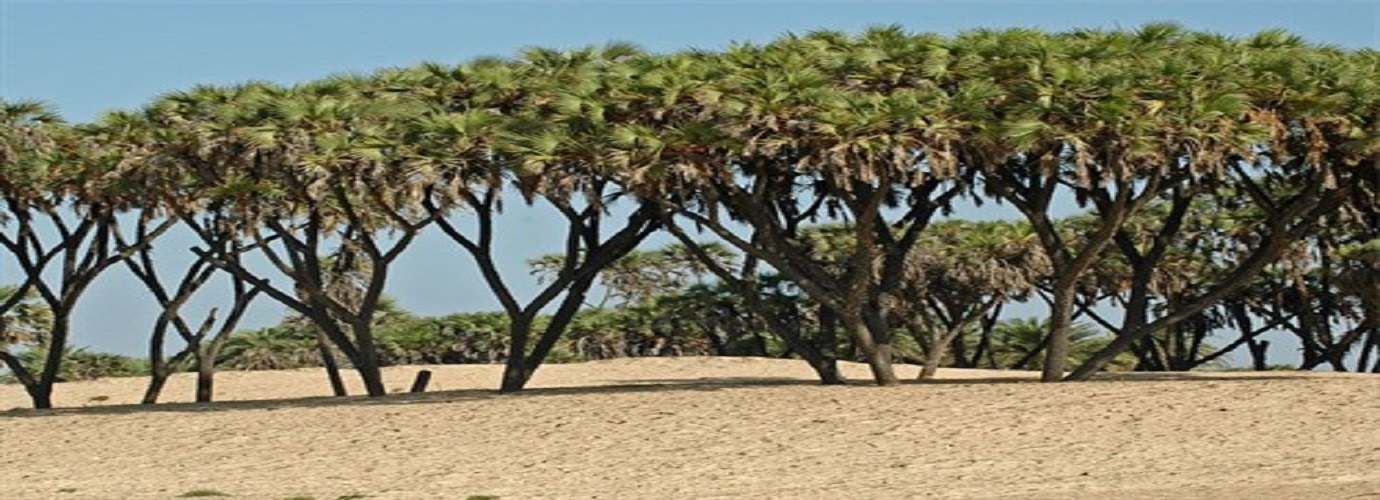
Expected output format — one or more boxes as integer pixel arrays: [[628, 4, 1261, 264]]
[[2, 24, 1378, 407]]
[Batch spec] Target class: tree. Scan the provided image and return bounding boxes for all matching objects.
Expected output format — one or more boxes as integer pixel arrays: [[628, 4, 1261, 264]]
[[90, 109, 264, 403], [399, 47, 663, 392], [983, 317, 1134, 371], [143, 80, 435, 398], [618, 28, 970, 386], [899, 220, 1049, 379], [0, 284, 52, 349], [0, 100, 175, 408], [1067, 30, 1378, 379]]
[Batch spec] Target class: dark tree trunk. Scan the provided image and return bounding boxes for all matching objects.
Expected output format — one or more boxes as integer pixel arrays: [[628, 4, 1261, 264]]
[[1248, 339, 1271, 371], [350, 322, 388, 397], [141, 355, 182, 405], [29, 314, 76, 409], [948, 329, 969, 370], [847, 309, 898, 386], [196, 357, 216, 402], [500, 316, 534, 393], [1357, 327, 1377, 373], [0, 350, 38, 393], [814, 306, 842, 385], [974, 306, 1002, 369], [315, 331, 348, 397], [513, 273, 599, 392], [144, 338, 173, 402]]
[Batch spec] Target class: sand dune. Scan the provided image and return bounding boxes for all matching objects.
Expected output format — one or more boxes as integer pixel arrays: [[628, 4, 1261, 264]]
[[2, 358, 1377, 499]]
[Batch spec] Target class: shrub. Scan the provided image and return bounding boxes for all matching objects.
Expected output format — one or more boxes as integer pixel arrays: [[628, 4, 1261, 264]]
[[2, 347, 148, 382]]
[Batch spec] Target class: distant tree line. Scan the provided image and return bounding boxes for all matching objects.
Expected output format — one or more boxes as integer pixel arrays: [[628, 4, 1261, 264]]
[[2, 24, 1377, 409]]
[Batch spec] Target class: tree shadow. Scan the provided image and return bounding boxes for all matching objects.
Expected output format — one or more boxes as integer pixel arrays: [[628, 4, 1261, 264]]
[[0, 371, 1337, 418], [0, 376, 821, 419], [907, 372, 1313, 385]]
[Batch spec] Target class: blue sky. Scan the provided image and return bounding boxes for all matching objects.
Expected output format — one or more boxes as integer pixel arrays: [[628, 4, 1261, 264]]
[[1, 1, 1377, 360]]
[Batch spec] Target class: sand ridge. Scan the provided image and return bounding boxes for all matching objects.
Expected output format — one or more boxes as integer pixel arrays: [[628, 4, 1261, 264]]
[[2, 357, 1378, 499]]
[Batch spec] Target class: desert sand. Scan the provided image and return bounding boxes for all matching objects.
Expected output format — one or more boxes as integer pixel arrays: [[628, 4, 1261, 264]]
[[1, 357, 1377, 499]]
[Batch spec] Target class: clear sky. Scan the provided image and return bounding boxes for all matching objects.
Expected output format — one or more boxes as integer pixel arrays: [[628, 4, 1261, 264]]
[[1, 1, 1377, 359]]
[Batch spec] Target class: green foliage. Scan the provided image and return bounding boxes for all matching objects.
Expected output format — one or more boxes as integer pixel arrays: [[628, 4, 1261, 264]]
[[0, 285, 52, 348], [2, 346, 148, 383], [8, 25, 1377, 389], [983, 317, 1138, 372], [375, 312, 510, 364], [179, 489, 231, 497], [217, 326, 321, 371]]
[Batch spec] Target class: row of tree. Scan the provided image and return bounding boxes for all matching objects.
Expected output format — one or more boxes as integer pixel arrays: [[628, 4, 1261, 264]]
[[2, 24, 1378, 409]]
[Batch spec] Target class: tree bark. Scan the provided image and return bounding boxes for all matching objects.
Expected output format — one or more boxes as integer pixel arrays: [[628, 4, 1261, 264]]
[[1041, 285, 1077, 382], [499, 315, 534, 393], [141, 350, 171, 405], [1248, 340, 1271, 371], [1067, 177, 1350, 380], [315, 331, 348, 397], [30, 314, 75, 409], [196, 352, 217, 403], [846, 310, 898, 385]]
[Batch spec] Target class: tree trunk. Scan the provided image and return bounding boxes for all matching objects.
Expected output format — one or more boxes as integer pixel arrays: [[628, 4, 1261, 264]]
[[315, 331, 348, 397], [919, 335, 948, 380], [814, 306, 843, 385], [0, 350, 38, 397], [975, 307, 1002, 369], [196, 356, 216, 402], [142, 367, 171, 406], [195, 332, 233, 403], [142, 349, 204, 403], [141, 321, 174, 405], [845, 310, 898, 386], [1041, 286, 1077, 382], [1248, 339, 1271, 371], [353, 357, 387, 397], [516, 273, 601, 391], [948, 329, 969, 370], [920, 327, 967, 380], [500, 316, 534, 393], [30, 314, 75, 409], [350, 322, 388, 397]]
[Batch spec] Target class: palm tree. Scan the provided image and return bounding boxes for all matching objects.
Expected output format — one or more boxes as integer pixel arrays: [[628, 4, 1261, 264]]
[[217, 327, 320, 371], [406, 46, 665, 392], [903, 219, 1050, 379], [614, 28, 977, 386], [144, 78, 436, 398], [1068, 29, 1377, 379], [986, 318, 1132, 371], [0, 99, 174, 408], [0, 285, 51, 349]]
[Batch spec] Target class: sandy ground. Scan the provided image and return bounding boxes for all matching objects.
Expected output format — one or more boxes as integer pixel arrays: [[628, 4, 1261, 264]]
[[1, 358, 1377, 500]]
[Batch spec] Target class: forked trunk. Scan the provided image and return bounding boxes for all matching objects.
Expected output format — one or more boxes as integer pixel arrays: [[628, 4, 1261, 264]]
[[844, 311, 898, 386], [349, 321, 388, 397], [142, 366, 172, 405], [919, 327, 966, 380]]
